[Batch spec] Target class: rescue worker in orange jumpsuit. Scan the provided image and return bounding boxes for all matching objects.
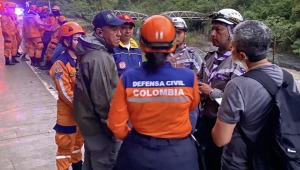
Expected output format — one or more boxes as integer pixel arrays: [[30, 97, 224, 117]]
[[39, 6, 50, 20], [49, 22, 85, 170], [42, 16, 67, 70], [108, 15, 201, 170], [22, 5, 44, 66], [40, 5, 64, 70], [1, 2, 19, 65]]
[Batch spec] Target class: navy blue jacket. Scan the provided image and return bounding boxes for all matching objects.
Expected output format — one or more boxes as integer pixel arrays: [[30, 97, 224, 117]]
[[113, 38, 142, 77]]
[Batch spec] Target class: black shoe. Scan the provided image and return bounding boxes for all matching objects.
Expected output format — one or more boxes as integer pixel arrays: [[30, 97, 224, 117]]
[[21, 55, 30, 61], [30, 58, 35, 66], [5, 57, 15, 65], [35, 61, 41, 67], [39, 61, 52, 70], [71, 160, 82, 170], [11, 56, 20, 63], [16, 52, 22, 57]]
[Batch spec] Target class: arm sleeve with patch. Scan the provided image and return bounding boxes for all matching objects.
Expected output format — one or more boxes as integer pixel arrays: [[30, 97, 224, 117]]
[[1, 15, 11, 35], [51, 61, 74, 108], [217, 80, 245, 124]]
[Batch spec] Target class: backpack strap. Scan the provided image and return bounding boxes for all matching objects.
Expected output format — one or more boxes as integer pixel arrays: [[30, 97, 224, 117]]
[[242, 69, 279, 96], [238, 68, 281, 167]]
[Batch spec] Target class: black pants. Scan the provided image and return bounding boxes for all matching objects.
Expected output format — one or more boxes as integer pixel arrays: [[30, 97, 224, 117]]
[[195, 115, 223, 170], [41, 31, 52, 61], [116, 130, 199, 170]]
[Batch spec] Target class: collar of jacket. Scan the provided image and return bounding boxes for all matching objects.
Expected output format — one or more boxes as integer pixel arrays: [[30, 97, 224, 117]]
[[119, 38, 139, 49], [92, 32, 114, 53]]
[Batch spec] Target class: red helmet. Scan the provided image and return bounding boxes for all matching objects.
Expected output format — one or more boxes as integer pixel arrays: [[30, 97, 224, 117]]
[[140, 15, 176, 53], [52, 5, 60, 11], [57, 16, 67, 25], [42, 6, 49, 12], [37, 7, 43, 13], [29, 5, 38, 12], [58, 22, 85, 41]]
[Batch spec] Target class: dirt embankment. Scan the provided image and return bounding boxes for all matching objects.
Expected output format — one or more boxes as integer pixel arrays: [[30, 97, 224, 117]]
[[282, 68, 300, 90]]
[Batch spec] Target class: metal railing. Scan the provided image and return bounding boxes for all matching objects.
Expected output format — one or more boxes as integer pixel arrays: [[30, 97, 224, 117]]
[[113, 10, 209, 21]]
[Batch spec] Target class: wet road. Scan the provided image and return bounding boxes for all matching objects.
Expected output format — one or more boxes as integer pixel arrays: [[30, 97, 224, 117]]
[[0, 37, 56, 169]]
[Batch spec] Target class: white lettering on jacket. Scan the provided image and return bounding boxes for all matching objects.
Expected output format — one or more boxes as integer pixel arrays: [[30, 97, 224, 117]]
[[133, 89, 185, 97], [132, 80, 185, 87]]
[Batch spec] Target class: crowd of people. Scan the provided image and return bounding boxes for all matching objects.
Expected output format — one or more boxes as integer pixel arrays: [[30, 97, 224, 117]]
[[1, 2, 299, 170], [1, 2, 66, 69]]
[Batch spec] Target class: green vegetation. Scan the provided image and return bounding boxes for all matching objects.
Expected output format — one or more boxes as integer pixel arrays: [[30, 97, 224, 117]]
[[21, 0, 300, 56]]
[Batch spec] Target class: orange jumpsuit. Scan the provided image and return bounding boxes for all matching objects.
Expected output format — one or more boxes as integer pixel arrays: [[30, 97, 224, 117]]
[[22, 14, 44, 59], [1, 12, 18, 58], [45, 16, 63, 62], [49, 52, 83, 170], [12, 14, 22, 49]]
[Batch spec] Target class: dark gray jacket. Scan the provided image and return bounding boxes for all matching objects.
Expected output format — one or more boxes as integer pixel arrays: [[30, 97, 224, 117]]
[[73, 33, 118, 137]]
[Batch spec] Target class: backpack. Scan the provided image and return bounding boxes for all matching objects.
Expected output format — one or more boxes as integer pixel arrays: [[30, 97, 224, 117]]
[[239, 68, 300, 170]]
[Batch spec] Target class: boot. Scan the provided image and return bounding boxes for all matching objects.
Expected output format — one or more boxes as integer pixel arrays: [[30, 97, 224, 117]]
[[11, 56, 20, 63], [35, 60, 41, 67], [71, 160, 82, 170], [30, 57, 35, 66], [16, 52, 22, 57], [34, 58, 42, 67], [21, 54, 30, 61], [39, 61, 52, 70], [5, 57, 15, 65]]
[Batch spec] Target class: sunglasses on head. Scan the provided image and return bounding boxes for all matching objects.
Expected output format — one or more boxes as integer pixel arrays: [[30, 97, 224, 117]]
[[209, 12, 241, 25]]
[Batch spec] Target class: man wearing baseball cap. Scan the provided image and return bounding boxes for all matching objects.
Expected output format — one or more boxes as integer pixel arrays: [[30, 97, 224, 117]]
[[73, 10, 125, 170], [113, 14, 142, 77]]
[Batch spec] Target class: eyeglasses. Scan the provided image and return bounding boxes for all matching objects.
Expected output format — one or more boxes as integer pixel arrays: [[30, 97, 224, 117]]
[[209, 12, 241, 25]]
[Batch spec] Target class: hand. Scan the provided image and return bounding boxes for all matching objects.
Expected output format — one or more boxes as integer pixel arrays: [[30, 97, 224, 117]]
[[199, 82, 213, 96]]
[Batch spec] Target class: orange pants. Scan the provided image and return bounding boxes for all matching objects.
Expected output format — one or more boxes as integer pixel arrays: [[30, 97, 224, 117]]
[[3, 33, 18, 58], [55, 129, 84, 170], [25, 37, 44, 58], [45, 38, 59, 62]]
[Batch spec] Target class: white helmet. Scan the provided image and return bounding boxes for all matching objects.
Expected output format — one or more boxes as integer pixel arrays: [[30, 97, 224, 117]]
[[210, 8, 243, 25], [171, 17, 188, 31]]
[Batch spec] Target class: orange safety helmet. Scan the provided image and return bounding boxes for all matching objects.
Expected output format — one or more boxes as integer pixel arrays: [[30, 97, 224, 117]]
[[29, 5, 38, 12], [52, 5, 60, 11], [37, 7, 43, 13], [42, 6, 49, 12], [139, 15, 176, 53], [57, 16, 67, 25], [58, 22, 85, 41], [4, 2, 16, 8]]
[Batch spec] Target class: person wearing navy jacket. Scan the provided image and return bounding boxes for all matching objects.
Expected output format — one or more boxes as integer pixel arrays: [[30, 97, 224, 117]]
[[113, 14, 142, 77]]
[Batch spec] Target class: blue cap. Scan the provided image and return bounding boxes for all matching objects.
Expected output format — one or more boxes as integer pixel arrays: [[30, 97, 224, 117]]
[[93, 10, 125, 28]]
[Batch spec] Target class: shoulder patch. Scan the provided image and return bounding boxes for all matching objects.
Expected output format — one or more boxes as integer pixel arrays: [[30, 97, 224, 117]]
[[54, 67, 63, 79], [118, 61, 126, 69], [69, 72, 76, 77]]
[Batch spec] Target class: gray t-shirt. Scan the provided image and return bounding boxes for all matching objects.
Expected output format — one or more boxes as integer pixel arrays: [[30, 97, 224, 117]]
[[217, 64, 283, 170]]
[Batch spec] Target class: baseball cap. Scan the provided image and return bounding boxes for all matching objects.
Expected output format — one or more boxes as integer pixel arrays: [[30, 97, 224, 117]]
[[117, 14, 135, 27], [93, 10, 126, 28]]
